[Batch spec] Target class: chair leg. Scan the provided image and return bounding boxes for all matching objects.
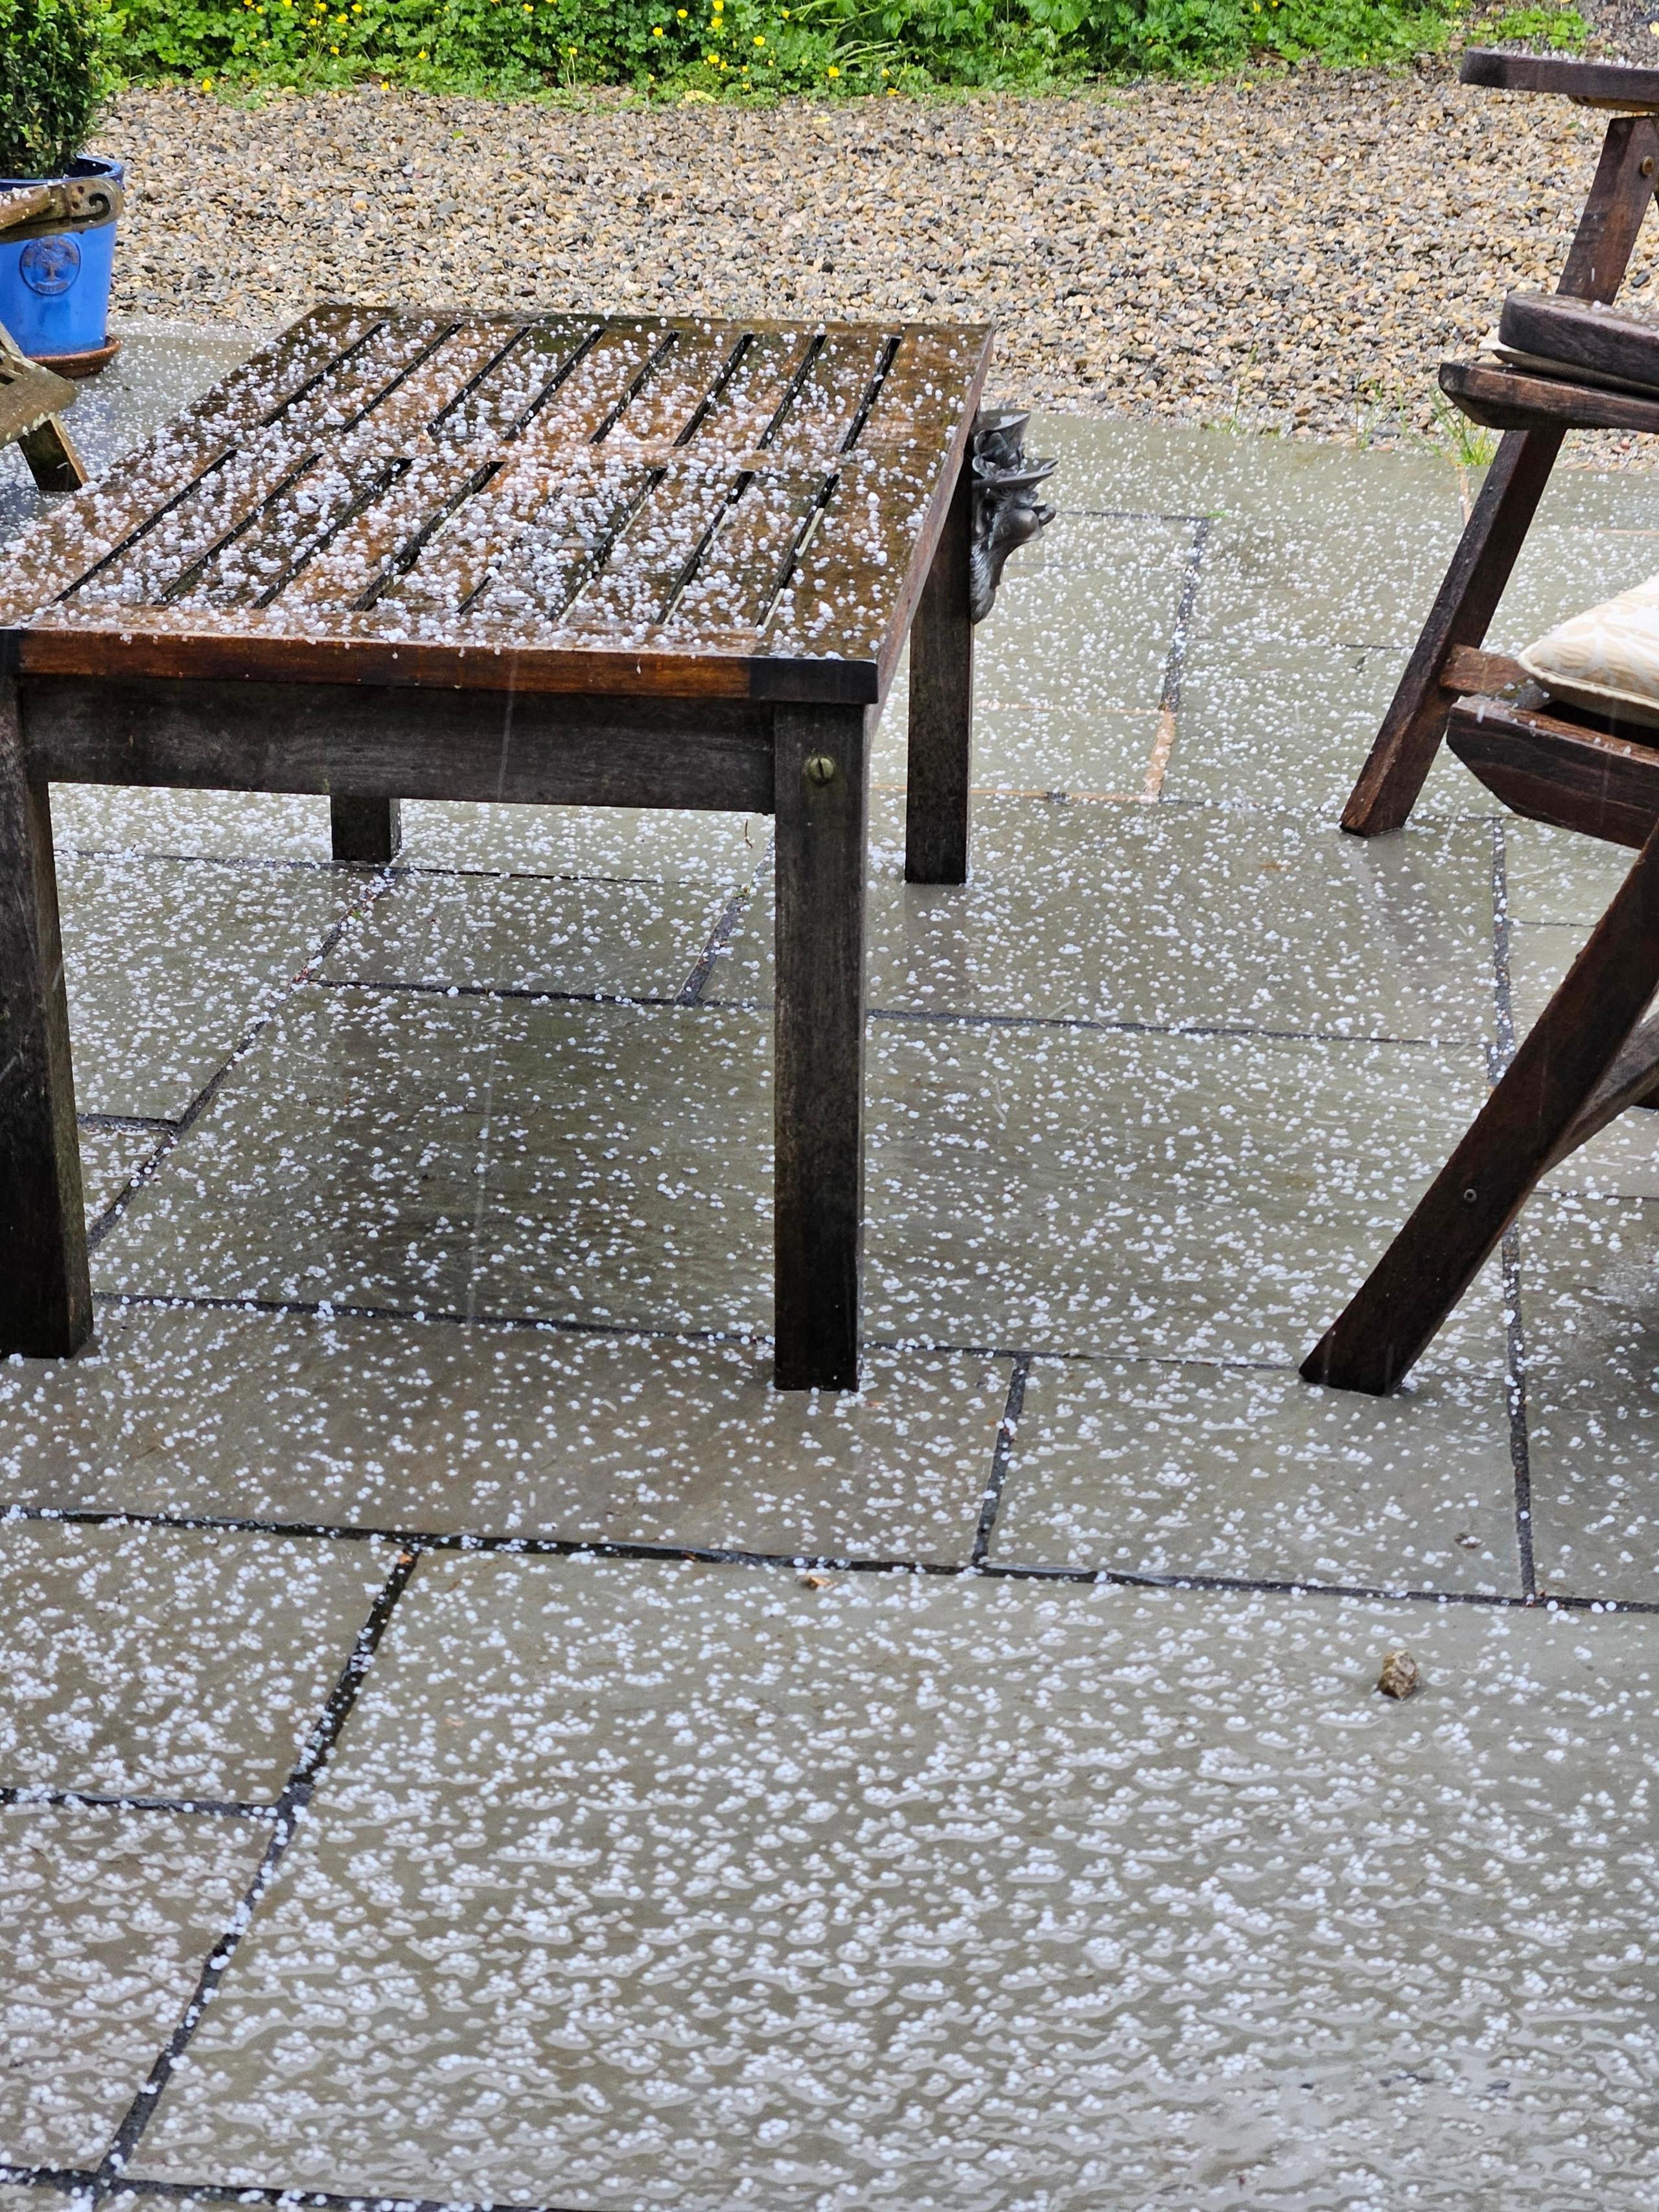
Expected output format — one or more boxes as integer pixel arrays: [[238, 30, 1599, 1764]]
[[1340, 112, 1659, 839], [0, 671, 91, 1356], [1303, 817, 1659, 1394]]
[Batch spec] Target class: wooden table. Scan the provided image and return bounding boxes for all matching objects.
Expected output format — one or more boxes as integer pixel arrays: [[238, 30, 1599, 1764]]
[[1341, 48, 1659, 835], [0, 305, 994, 1388]]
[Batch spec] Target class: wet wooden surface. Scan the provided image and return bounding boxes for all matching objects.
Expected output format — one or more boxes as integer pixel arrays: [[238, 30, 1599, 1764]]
[[0, 306, 992, 706], [1460, 47, 1659, 110], [1448, 691, 1659, 846]]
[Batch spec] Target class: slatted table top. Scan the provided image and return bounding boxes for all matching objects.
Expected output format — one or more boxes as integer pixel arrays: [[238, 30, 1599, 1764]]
[[0, 306, 993, 706]]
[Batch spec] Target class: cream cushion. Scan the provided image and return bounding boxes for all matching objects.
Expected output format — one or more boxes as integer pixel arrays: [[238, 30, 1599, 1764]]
[[1520, 572, 1659, 728]]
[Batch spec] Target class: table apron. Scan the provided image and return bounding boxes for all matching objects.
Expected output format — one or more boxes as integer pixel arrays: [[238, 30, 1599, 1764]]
[[17, 675, 779, 815]]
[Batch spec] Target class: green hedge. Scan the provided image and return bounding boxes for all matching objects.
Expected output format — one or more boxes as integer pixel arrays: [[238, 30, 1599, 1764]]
[[104, 0, 1586, 93], [1, 0, 108, 174]]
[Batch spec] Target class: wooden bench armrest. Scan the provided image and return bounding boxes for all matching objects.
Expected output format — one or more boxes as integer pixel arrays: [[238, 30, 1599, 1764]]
[[1441, 644, 1528, 697], [1448, 691, 1659, 845]]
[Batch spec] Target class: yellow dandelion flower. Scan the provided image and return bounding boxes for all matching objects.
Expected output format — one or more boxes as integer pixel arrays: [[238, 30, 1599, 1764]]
[[826, 60, 838, 73], [653, 21, 664, 31], [753, 32, 763, 43]]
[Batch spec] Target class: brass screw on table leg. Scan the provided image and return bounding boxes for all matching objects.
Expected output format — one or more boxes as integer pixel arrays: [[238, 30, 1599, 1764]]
[[804, 753, 837, 786]]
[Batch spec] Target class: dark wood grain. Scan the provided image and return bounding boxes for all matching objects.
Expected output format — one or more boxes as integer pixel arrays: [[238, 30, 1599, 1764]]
[[1441, 644, 1528, 695], [0, 309, 991, 709], [905, 450, 973, 885], [1498, 292, 1659, 393], [1303, 814, 1659, 1393], [19, 675, 778, 814], [772, 701, 871, 1391], [331, 795, 403, 865], [0, 668, 91, 1358], [1447, 695, 1659, 844], [1440, 356, 1659, 435], [14, 619, 881, 704], [1341, 111, 1659, 837], [1461, 47, 1659, 108]]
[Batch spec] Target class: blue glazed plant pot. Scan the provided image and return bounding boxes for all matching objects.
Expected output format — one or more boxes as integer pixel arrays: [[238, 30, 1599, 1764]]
[[0, 154, 122, 366]]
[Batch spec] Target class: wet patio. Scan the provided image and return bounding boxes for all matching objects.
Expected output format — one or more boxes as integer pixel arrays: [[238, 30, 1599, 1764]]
[[3, 324, 1659, 2208]]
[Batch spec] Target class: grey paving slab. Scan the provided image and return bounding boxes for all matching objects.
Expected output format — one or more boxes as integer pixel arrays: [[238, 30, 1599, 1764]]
[[1502, 819, 1635, 930], [96, 991, 1500, 1368], [1538, 1110, 1659, 1202], [868, 642, 1163, 797], [0, 1801, 268, 2169], [1030, 412, 1467, 533], [1166, 633, 1492, 817], [130, 1558, 1659, 2209], [322, 868, 730, 1001], [1533, 464, 1659, 531], [0, 1305, 1006, 1562], [866, 1019, 1501, 1366], [1486, 525, 1659, 657], [988, 1356, 1518, 1593], [78, 1125, 168, 1225], [1519, 1192, 1659, 1601], [1192, 509, 1466, 652], [59, 853, 359, 1121], [964, 704, 1166, 798], [51, 787, 334, 865], [0, 1520, 391, 1802], [98, 992, 776, 1337], [712, 799, 1496, 1043], [971, 522, 1193, 726], [397, 799, 769, 886]]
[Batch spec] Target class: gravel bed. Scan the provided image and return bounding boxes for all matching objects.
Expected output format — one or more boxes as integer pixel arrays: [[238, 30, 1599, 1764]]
[[95, 73, 1659, 452]]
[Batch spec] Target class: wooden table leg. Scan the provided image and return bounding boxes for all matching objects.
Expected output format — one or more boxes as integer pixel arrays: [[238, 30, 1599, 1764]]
[[905, 458, 973, 885], [331, 795, 402, 865], [1341, 111, 1659, 838], [774, 701, 871, 1390], [1303, 815, 1659, 1393], [0, 667, 92, 1357]]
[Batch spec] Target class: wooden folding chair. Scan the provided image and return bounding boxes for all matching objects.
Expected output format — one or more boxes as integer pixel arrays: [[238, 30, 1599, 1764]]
[[1305, 646, 1659, 1393], [1343, 50, 1659, 837], [0, 184, 89, 494]]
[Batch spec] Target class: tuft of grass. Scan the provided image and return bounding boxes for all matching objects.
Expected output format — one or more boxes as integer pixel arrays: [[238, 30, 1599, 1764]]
[[1422, 388, 1500, 471]]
